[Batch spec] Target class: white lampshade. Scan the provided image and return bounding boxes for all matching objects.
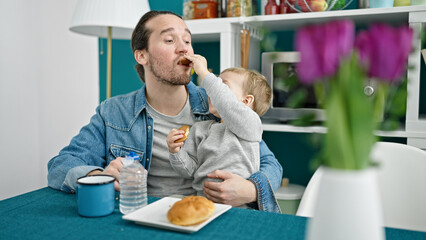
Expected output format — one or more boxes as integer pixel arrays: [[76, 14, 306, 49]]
[[69, 0, 150, 99], [70, 0, 150, 39]]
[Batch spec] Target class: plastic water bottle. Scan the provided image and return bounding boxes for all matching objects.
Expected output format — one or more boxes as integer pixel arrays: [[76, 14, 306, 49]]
[[119, 151, 148, 214]]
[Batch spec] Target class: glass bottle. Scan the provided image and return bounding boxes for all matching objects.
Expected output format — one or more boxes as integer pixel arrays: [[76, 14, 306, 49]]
[[251, 0, 259, 15], [183, 0, 194, 20], [227, 0, 252, 17], [279, 0, 288, 13], [265, 0, 279, 15]]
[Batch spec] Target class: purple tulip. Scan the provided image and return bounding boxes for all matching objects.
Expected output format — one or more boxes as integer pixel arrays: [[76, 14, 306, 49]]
[[355, 24, 413, 83], [295, 25, 323, 84], [295, 20, 355, 84]]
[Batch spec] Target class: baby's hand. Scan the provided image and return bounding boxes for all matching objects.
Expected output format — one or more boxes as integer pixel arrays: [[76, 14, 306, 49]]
[[184, 54, 210, 80], [166, 129, 185, 153]]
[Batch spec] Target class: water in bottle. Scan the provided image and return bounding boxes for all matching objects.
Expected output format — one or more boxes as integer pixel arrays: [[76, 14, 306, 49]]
[[119, 151, 148, 214]]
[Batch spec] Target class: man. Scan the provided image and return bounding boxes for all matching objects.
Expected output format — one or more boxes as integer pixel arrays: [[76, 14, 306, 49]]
[[47, 11, 282, 212]]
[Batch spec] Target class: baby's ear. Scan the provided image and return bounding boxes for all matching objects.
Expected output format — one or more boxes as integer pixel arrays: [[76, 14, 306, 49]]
[[242, 95, 255, 107]]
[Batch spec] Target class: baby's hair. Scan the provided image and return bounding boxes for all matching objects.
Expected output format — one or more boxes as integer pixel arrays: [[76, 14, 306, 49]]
[[221, 67, 272, 116]]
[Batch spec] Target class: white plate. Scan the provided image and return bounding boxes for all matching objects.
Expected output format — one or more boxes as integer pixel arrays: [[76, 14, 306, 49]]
[[122, 197, 232, 233]]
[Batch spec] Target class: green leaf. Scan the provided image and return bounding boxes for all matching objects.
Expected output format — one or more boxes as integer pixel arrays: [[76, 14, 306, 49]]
[[286, 88, 308, 108], [260, 34, 278, 52], [283, 73, 300, 90], [380, 118, 401, 131], [321, 54, 376, 170], [387, 78, 407, 117], [289, 113, 316, 126], [313, 81, 326, 108]]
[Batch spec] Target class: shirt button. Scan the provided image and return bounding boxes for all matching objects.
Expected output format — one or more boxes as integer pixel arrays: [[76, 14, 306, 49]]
[[147, 158, 150, 162], [148, 126, 151, 130]]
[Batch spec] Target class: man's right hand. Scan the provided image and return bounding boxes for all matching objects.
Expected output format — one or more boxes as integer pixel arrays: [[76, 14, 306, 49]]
[[87, 157, 124, 191], [203, 170, 257, 207]]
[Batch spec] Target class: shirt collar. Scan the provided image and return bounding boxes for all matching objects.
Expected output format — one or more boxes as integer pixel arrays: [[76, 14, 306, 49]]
[[133, 81, 210, 116]]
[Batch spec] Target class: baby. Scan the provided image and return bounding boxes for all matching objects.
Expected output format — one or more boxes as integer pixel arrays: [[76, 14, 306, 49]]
[[166, 54, 272, 207]]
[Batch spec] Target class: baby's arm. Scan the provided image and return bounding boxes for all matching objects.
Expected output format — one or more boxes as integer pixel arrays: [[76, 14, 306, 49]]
[[169, 152, 197, 179], [167, 128, 199, 179], [185, 53, 261, 142], [183, 54, 210, 80], [203, 74, 262, 142]]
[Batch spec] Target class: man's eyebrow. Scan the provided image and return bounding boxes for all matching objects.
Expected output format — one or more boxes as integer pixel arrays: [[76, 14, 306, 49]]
[[160, 28, 174, 35], [160, 27, 192, 36]]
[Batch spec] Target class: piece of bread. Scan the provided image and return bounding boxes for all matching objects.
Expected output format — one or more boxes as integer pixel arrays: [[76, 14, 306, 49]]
[[179, 57, 192, 66], [167, 196, 216, 226], [175, 125, 190, 143]]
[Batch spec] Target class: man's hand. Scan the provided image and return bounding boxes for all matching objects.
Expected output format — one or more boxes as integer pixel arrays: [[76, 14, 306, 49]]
[[203, 170, 257, 207], [87, 157, 123, 191]]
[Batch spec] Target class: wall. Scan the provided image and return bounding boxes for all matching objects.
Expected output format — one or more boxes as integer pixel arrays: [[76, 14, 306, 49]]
[[0, 0, 98, 200]]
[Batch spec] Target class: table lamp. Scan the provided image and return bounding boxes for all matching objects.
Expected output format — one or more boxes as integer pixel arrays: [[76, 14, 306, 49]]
[[69, 0, 150, 99]]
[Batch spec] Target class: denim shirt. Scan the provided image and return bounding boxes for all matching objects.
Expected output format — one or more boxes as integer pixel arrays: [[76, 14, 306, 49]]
[[47, 82, 282, 213]]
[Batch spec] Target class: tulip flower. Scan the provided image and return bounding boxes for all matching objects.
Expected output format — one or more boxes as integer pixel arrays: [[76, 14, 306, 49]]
[[293, 20, 413, 170], [295, 20, 354, 84], [355, 24, 413, 83]]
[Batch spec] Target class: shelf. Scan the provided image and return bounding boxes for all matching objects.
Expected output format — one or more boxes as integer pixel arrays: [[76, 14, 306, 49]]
[[407, 116, 426, 132], [262, 123, 426, 138], [186, 18, 233, 42], [244, 5, 426, 31], [186, 5, 426, 41]]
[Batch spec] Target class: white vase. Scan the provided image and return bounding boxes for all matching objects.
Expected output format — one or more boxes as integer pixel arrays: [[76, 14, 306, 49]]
[[306, 167, 385, 240]]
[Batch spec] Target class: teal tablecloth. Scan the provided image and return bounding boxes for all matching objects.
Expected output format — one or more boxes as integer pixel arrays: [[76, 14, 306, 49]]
[[1, 188, 425, 240]]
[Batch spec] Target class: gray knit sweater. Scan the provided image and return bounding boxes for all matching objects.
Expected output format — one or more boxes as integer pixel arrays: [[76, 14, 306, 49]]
[[169, 73, 261, 196]]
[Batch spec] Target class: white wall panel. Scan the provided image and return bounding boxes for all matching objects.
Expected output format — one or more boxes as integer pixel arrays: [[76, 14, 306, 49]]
[[0, 0, 98, 200]]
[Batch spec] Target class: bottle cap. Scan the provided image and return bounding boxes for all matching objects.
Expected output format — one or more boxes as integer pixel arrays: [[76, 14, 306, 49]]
[[127, 151, 140, 161], [123, 151, 140, 166]]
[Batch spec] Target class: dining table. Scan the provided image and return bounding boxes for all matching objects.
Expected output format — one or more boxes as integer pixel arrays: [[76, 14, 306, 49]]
[[1, 187, 425, 240]]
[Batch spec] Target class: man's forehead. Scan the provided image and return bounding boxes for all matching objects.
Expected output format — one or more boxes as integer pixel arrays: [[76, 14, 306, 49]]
[[147, 14, 191, 35]]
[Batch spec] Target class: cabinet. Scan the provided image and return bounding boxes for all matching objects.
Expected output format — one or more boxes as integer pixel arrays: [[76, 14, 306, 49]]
[[185, 5, 426, 149]]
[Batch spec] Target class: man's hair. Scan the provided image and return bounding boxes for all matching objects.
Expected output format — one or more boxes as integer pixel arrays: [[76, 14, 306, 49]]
[[221, 67, 272, 117], [131, 11, 182, 82]]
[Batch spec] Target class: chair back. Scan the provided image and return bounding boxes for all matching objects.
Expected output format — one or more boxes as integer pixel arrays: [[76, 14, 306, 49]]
[[295, 166, 324, 217], [370, 142, 426, 232], [296, 142, 426, 232]]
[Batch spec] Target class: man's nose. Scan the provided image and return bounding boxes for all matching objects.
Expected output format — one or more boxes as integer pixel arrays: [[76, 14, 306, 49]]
[[176, 39, 190, 53]]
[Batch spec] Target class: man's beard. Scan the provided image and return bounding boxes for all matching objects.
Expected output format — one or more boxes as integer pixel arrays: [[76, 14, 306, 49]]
[[149, 53, 191, 86]]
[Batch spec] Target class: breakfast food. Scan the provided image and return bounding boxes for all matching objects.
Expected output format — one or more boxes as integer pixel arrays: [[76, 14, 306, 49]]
[[179, 57, 192, 66], [175, 125, 190, 143], [167, 196, 216, 226]]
